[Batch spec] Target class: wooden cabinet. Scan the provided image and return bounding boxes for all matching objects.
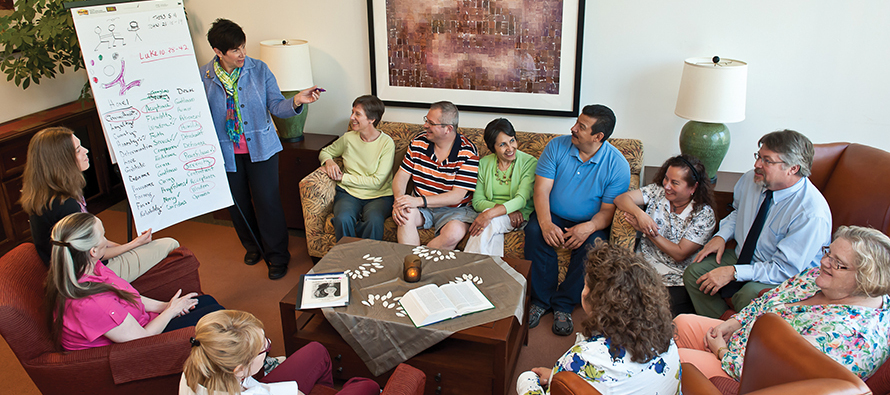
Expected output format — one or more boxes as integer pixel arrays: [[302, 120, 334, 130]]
[[213, 133, 338, 230], [0, 100, 125, 256]]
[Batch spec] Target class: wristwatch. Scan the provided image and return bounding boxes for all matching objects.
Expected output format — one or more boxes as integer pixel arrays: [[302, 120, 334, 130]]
[[732, 267, 738, 281]]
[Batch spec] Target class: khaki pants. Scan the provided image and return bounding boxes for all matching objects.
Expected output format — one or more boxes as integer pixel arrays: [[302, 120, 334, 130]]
[[682, 249, 774, 318], [105, 237, 179, 282]]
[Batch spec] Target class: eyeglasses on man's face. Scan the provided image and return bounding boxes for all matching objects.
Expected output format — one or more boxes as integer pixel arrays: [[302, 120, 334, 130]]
[[754, 152, 786, 166], [423, 116, 450, 127], [821, 246, 850, 271]]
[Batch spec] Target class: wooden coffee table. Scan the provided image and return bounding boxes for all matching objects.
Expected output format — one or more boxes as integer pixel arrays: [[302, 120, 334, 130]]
[[279, 238, 530, 395]]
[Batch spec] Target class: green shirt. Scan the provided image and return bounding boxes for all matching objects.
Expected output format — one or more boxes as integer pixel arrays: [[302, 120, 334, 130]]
[[318, 130, 395, 199], [472, 150, 537, 220]]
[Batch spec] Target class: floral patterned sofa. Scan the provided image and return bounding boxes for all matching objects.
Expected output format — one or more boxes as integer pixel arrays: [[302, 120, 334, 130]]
[[299, 121, 643, 272]]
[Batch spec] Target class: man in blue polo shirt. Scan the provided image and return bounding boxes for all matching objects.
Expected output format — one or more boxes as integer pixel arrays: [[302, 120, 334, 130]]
[[526, 104, 631, 335]]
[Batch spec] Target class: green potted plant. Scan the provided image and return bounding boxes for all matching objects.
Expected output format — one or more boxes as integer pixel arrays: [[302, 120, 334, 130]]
[[0, 0, 88, 90]]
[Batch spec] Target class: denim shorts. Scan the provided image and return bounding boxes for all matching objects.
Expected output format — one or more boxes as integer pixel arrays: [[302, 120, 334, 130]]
[[418, 206, 478, 234]]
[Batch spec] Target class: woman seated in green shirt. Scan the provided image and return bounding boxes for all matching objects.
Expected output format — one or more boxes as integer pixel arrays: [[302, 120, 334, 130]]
[[466, 118, 537, 256], [319, 95, 395, 241]]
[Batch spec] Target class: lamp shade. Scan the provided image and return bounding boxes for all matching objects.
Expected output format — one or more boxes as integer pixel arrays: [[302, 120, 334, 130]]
[[259, 39, 314, 91], [675, 57, 748, 123]]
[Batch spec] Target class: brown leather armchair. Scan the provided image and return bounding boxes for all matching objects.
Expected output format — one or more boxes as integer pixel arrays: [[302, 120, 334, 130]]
[[547, 359, 722, 395], [0, 243, 203, 395], [308, 363, 426, 395], [549, 313, 872, 395], [681, 313, 871, 395]]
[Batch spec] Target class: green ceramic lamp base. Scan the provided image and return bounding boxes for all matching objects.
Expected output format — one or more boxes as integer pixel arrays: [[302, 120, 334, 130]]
[[678, 120, 730, 181], [272, 90, 308, 143]]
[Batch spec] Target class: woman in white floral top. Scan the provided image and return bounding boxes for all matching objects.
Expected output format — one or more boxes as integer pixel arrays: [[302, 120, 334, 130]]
[[674, 225, 890, 381], [615, 155, 716, 315], [517, 243, 681, 395]]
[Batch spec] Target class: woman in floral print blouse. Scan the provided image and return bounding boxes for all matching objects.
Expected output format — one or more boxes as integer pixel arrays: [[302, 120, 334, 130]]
[[516, 243, 681, 395], [674, 225, 890, 381], [614, 154, 716, 315]]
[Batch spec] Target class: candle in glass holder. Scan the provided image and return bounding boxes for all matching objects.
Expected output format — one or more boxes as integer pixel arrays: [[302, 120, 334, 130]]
[[403, 254, 422, 282]]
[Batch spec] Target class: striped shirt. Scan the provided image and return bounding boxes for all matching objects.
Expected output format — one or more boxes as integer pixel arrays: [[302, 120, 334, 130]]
[[400, 132, 479, 207]]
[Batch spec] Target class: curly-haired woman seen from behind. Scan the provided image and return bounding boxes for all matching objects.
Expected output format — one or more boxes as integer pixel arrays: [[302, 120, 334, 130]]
[[516, 243, 681, 395]]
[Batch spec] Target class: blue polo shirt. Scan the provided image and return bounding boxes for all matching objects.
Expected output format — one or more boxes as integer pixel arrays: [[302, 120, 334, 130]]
[[536, 136, 630, 223]]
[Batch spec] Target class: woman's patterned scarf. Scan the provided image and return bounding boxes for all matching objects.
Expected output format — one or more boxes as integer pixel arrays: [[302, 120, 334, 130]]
[[213, 60, 244, 146]]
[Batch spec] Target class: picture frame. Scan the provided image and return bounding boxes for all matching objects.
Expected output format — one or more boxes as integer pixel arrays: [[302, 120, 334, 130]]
[[368, 0, 585, 117]]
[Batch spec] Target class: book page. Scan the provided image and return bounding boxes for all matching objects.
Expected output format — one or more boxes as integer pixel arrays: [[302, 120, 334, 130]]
[[441, 281, 495, 315], [400, 284, 458, 327]]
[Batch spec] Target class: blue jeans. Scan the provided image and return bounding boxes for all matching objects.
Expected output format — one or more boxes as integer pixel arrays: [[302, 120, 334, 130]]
[[332, 186, 394, 241], [525, 212, 607, 313]]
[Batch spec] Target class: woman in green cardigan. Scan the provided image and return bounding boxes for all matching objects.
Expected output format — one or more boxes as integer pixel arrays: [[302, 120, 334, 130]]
[[466, 118, 537, 256]]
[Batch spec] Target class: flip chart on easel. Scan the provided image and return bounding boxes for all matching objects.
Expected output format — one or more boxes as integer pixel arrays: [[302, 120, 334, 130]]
[[70, 0, 232, 233]]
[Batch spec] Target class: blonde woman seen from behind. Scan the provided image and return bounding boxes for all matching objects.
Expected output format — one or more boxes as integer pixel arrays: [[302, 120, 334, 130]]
[[181, 310, 380, 395]]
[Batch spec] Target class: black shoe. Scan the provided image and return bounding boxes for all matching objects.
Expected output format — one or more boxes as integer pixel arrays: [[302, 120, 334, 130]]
[[244, 251, 261, 266], [552, 311, 573, 336], [268, 264, 288, 280], [528, 304, 549, 329]]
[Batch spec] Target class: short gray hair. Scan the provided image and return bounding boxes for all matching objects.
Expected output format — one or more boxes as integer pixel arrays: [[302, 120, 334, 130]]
[[758, 129, 814, 177], [431, 101, 459, 130], [834, 226, 890, 297]]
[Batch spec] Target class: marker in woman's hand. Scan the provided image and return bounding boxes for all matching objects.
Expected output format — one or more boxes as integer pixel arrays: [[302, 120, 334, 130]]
[[315, 88, 326, 93]]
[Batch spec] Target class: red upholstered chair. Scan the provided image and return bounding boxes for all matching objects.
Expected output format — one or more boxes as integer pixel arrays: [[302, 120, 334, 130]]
[[307, 363, 426, 395], [0, 243, 203, 395], [681, 313, 871, 395]]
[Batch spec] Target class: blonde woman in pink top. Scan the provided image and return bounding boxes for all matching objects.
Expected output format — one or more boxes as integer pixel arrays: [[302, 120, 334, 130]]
[[46, 212, 223, 350]]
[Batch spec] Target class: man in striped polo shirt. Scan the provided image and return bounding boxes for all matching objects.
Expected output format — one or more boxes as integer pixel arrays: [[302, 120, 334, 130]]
[[392, 101, 480, 250], [526, 104, 631, 336]]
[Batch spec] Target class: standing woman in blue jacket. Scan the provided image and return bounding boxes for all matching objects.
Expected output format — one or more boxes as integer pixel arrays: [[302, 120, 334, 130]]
[[200, 19, 321, 279]]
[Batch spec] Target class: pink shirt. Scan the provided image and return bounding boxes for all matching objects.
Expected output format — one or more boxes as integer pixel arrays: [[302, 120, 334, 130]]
[[233, 134, 249, 154], [60, 261, 158, 351]]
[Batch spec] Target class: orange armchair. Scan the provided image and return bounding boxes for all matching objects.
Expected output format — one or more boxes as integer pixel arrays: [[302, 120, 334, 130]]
[[0, 243, 203, 395], [681, 313, 871, 395], [548, 360, 721, 395]]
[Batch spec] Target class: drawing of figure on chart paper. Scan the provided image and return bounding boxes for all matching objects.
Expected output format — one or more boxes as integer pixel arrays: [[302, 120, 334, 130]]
[[94, 23, 125, 50], [128, 21, 142, 42]]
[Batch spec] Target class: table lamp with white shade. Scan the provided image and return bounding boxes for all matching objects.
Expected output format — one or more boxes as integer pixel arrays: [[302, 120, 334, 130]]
[[259, 39, 314, 142], [675, 56, 748, 181]]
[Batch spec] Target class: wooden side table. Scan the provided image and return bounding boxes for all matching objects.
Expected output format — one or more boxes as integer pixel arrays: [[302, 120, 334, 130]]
[[279, 133, 339, 229], [213, 133, 338, 230]]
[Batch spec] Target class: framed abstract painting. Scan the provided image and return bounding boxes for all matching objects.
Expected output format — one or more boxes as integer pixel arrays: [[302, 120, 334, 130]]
[[368, 0, 586, 117]]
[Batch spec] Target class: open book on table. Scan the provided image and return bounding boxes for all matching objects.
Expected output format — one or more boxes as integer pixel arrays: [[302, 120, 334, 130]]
[[398, 281, 495, 327]]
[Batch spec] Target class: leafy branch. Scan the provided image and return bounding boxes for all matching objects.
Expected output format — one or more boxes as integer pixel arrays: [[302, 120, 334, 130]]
[[0, 0, 88, 89]]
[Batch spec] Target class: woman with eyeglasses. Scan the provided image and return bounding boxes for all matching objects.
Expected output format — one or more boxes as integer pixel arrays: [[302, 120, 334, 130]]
[[674, 225, 890, 381], [614, 154, 716, 315], [181, 310, 380, 395]]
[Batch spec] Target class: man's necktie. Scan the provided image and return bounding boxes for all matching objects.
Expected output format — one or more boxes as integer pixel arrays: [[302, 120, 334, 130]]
[[721, 189, 773, 298]]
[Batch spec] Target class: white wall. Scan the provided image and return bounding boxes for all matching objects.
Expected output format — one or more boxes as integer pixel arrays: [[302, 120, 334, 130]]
[[3, 0, 888, 174]]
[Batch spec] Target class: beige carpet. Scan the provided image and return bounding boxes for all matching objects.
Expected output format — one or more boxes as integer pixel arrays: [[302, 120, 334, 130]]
[[0, 209, 580, 394]]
